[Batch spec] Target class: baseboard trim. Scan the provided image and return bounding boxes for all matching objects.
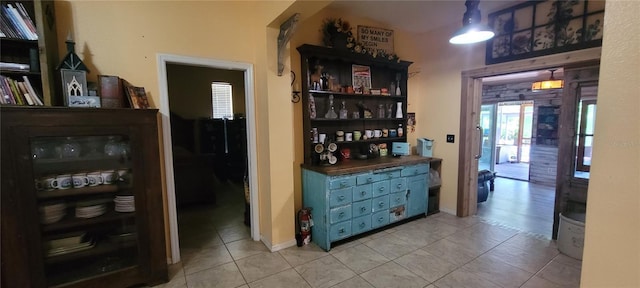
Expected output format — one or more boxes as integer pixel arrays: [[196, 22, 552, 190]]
[[439, 207, 456, 215], [261, 236, 297, 252]]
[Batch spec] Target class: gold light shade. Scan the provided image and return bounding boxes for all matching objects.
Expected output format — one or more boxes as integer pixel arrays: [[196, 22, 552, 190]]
[[531, 69, 563, 91], [531, 79, 563, 91]]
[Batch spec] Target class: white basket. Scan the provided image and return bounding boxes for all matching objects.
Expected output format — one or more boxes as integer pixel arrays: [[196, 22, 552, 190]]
[[557, 213, 586, 260]]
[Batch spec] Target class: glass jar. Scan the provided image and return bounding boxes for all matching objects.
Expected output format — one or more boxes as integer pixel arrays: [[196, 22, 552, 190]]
[[104, 136, 121, 157], [60, 137, 81, 158]]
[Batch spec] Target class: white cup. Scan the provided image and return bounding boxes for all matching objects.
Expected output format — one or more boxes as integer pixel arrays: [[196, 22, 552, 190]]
[[87, 171, 104, 186], [102, 170, 116, 185], [374, 129, 382, 138], [72, 173, 89, 188], [319, 133, 327, 144], [365, 130, 374, 139], [345, 132, 353, 142], [54, 174, 73, 190]]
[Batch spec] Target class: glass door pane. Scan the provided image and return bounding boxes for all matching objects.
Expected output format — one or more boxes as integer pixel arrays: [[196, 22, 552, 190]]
[[31, 135, 139, 286], [479, 104, 497, 171]]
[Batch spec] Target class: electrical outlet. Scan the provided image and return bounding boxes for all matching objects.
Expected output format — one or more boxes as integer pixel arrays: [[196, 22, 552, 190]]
[[446, 134, 455, 143]]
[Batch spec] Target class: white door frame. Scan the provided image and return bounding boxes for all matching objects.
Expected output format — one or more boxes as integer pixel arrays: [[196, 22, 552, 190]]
[[156, 54, 259, 263]]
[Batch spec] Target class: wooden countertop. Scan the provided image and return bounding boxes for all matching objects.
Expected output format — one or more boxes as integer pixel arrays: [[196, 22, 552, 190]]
[[301, 155, 441, 176]]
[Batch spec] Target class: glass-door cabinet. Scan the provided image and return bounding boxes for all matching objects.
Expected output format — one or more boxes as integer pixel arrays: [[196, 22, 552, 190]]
[[1, 107, 167, 288]]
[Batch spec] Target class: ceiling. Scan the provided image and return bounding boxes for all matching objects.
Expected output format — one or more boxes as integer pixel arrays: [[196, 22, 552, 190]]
[[325, 0, 518, 35], [324, 0, 561, 84]]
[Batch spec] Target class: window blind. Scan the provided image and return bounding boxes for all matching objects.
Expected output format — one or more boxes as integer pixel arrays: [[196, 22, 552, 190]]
[[211, 82, 233, 119]]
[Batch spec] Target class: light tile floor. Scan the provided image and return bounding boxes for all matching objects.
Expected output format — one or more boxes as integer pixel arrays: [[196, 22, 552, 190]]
[[154, 181, 582, 288]]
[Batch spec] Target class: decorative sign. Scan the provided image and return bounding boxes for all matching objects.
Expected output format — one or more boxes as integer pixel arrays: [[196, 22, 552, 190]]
[[357, 26, 394, 54]]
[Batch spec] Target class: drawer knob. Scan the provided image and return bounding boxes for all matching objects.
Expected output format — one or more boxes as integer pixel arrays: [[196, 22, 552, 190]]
[[359, 222, 365, 228], [379, 187, 385, 191], [339, 228, 345, 233], [339, 212, 345, 218], [361, 191, 366, 196], [367, 177, 373, 182], [378, 202, 384, 207], [378, 217, 384, 222], [338, 195, 345, 201], [397, 183, 402, 188], [360, 207, 366, 212]]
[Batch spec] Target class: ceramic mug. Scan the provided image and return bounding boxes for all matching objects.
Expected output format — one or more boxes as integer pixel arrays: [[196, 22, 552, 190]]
[[87, 171, 104, 186], [365, 130, 373, 139], [382, 128, 389, 138], [374, 129, 382, 138], [345, 132, 353, 142], [319, 134, 327, 144], [38, 175, 57, 191], [102, 170, 116, 185], [72, 173, 89, 188], [353, 131, 361, 141], [54, 174, 73, 190]]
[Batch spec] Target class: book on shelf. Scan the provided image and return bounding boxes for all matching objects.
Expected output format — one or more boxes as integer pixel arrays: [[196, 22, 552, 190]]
[[123, 80, 150, 109], [98, 75, 125, 108], [0, 75, 43, 106], [0, 2, 37, 40]]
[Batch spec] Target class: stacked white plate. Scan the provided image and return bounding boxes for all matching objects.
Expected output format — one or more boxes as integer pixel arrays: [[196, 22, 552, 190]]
[[114, 195, 135, 212], [46, 233, 95, 257], [75, 204, 107, 219], [40, 202, 66, 224]]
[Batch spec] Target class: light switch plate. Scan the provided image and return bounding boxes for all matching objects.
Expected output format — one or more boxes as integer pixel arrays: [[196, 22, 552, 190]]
[[446, 134, 455, 143]]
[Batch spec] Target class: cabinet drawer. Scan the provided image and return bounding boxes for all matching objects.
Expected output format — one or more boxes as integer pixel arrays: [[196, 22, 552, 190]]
[[401, 164, 429, 176], [356, 173, 378, 185], [372, 181, 390, 197], [371, 210, 390, 229], [329, 176, 356, 189], [371, 195, 389, 212], [390, 178, 407, 193], [374, 170, 401, 180], [329, 187, 353, 207], [352, 215, 372, 235], [329, 221, 352, 241], [330, 205, 352, 224], [389, 191, 407, 207], [352, 199, 372, 217], [352, 184, 372, 201]]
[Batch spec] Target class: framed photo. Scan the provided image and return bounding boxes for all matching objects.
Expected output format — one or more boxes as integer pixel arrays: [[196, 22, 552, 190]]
[[352, 64, 371, 92], [123, 81, 150, 109], [407, 112, 416, 133], [61, 69, 100, 107]]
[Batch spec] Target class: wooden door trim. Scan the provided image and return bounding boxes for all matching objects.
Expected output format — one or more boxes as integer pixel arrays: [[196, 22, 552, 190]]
[[458, 48, 601, 219]]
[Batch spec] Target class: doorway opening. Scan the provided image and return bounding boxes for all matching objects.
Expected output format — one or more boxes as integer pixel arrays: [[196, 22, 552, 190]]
[[157, 54, 259, 264], [480, 101, 534, 181]]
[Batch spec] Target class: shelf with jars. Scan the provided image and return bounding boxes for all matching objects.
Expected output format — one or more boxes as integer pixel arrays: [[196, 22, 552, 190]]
[[298, 44, 411, 165]]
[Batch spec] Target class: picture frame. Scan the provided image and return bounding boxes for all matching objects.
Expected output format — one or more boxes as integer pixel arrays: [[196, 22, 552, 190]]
[[123, 81, 150, 109], [351, 64, 371, 92], [407, 112, 416, 133], [61, 69, 100, 107]]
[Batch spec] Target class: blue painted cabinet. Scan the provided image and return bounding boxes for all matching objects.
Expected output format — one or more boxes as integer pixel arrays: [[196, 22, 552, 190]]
[[302, 162, 429, 251]]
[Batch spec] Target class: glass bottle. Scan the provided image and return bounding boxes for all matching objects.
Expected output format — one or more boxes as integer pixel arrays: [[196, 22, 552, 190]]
[[339, 101, 348, 119], [325, 95, 338, 119], [395, 101, 403, 118], [386, 104, 394, 119], [377, 104, 385, 118]]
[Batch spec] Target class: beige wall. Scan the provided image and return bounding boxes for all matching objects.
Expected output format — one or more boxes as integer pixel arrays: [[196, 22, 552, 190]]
[[55, 0, 297, 248], [167, 64, 246, 119], [581, 1, 640, 286], [54, 2, 640, 282]]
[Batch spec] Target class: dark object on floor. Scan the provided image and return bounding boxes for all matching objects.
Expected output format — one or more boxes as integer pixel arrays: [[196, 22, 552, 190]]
[[478, 170, 496, 203], [244, 203, 251, 226]]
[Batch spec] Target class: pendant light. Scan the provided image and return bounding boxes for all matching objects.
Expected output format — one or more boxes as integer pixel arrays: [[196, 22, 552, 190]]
[[449, 0, 495, 45], [531, 69, 564, 91]]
